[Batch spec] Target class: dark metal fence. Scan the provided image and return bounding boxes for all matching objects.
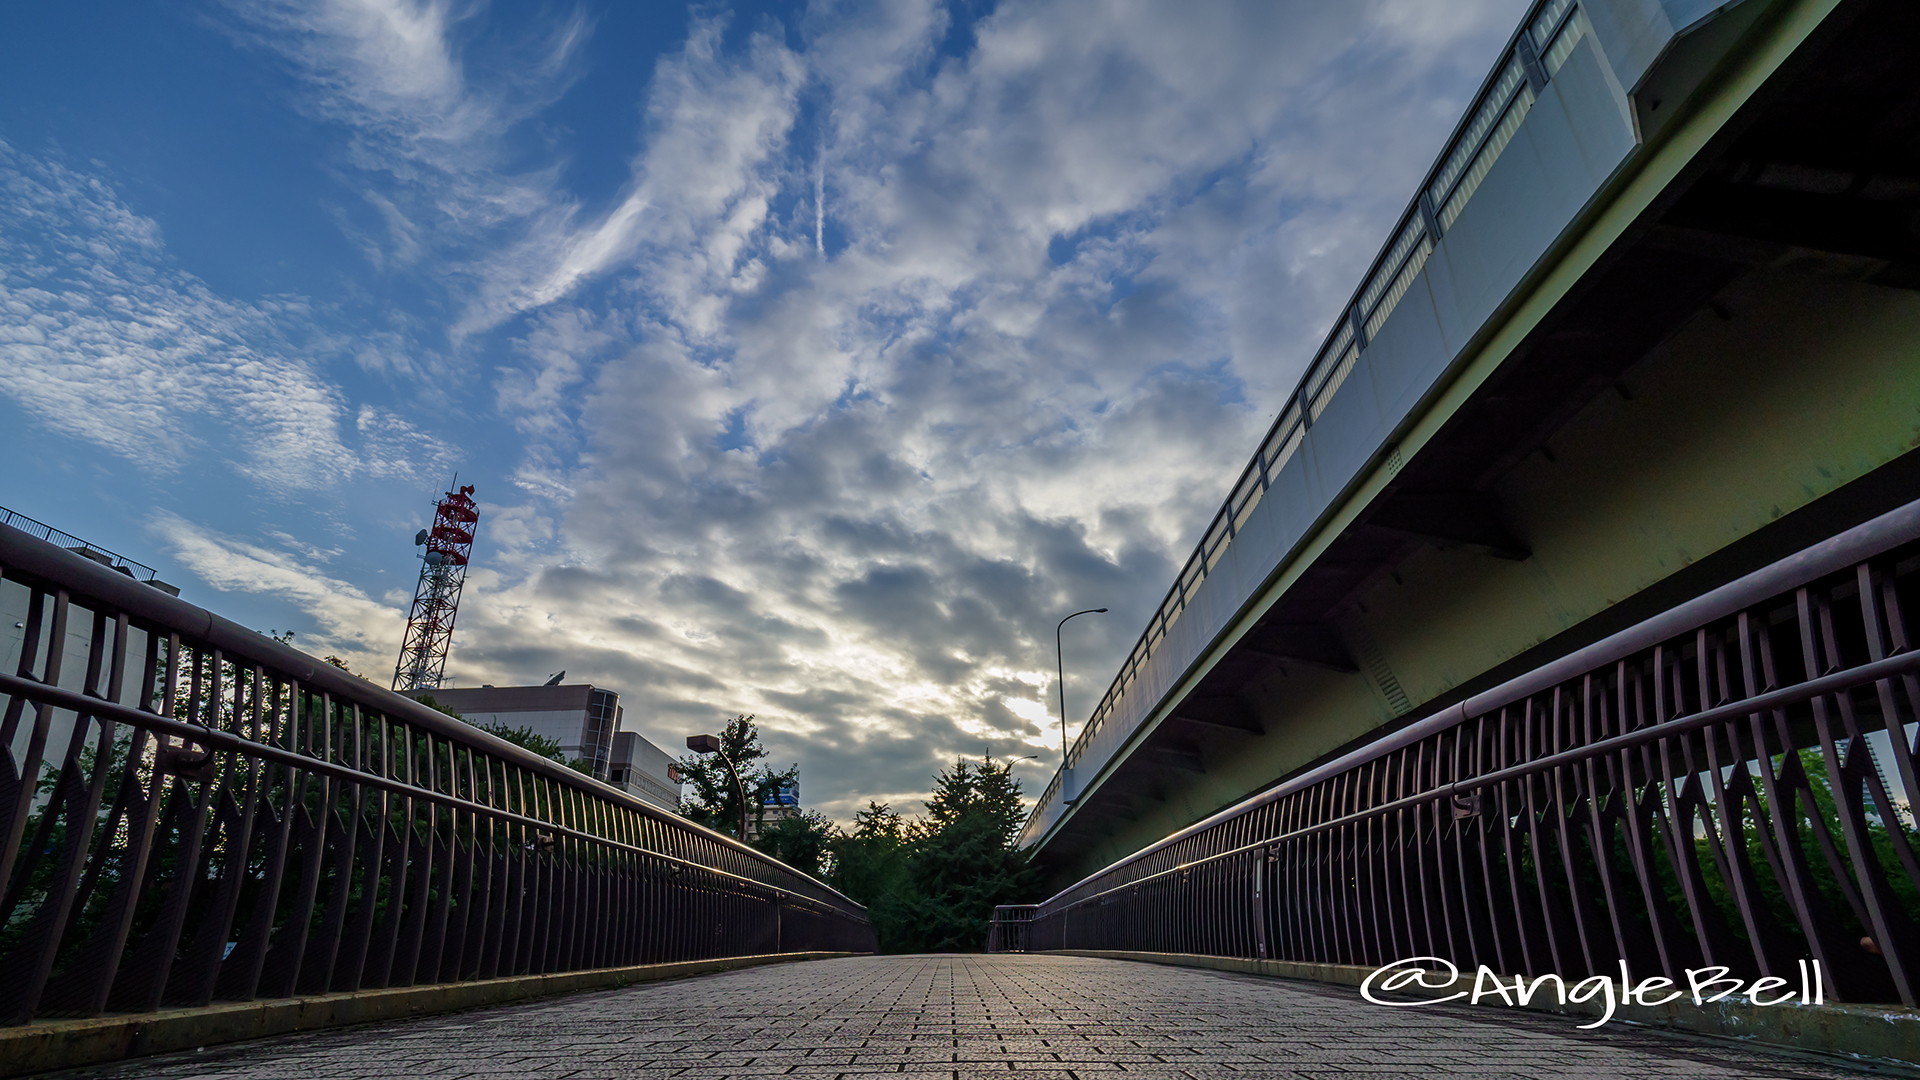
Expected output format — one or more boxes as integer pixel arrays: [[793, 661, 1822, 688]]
[[986, 905, 1036, 953], [0, 505, 163, 588], [1019, 501, 1920, 1006], [0, 524, 873, 1025]]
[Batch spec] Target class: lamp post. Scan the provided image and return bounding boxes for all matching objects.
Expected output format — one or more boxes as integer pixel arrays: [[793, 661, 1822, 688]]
[[1055, 608, 1107, 764], [686, 733, 747, 842]]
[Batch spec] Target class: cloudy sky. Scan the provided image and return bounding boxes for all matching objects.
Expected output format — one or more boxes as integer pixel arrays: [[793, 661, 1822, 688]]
[[0, 0, 1529, 822]]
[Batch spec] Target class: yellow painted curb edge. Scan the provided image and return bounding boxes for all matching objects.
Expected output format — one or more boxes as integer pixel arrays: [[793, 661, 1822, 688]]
[[1, 951, 864, 1077]]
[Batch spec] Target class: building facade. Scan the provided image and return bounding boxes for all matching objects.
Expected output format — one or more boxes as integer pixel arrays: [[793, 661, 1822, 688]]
[[427, 683, 680, 812], [608, 729, 680, 812]]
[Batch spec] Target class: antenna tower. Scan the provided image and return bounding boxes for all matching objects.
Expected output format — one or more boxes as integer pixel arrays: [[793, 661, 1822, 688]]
[[393, 482, 479, 692]]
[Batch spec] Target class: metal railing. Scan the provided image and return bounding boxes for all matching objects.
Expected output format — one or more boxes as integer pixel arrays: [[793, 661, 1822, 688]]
[[1023, 500, 1920, 1005], [0, 524, 873, 1025], [0, 506, 162, 586], [1032, 0, 1596, 834], [986, 905, 1037, 954]]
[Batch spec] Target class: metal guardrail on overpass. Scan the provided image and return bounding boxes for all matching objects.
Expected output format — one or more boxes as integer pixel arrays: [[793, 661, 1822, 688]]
[[0, 505, 166, 590], [1022, 0, 1770, 848], [0, 523, 874, 1026], [1008, 498, 1920, 1006]]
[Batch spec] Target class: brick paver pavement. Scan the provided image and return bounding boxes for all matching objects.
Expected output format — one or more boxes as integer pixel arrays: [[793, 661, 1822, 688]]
[[54, 955, 1902, 1079]]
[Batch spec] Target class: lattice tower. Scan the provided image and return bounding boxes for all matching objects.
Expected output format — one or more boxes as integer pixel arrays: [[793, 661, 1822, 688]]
[[392, 483, 479, 692]]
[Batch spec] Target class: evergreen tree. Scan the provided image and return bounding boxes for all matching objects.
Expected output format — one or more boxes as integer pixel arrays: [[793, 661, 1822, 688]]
[[899, 758, 1034, 951], [827, 802, 914, 944], [826, 760, 1033, 953]]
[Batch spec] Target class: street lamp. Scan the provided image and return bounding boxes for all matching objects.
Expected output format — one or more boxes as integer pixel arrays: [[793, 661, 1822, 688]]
[[687, 733, 748, 842], [1055, 608, 1108, 764]]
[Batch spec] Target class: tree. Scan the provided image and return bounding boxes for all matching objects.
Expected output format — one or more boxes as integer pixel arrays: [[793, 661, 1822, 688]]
[[753, 808, 836, 876], [414, 693, 561, 759], [921, 758, 1027, 847], [827, 802, 913, 944], [898, 758, 1034, 951], [472, 720, 567, 762], [413, 694, 462, 719], [675, 714, 798, 840], [824, 760, 1034, 953]]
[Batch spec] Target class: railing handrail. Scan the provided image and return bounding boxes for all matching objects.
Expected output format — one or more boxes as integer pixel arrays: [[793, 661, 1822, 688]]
[[0, 667, 855, 915], [1045, 645, 1920, 914], [1036, 493, 1920, 908], [0, 520, 864, 913]]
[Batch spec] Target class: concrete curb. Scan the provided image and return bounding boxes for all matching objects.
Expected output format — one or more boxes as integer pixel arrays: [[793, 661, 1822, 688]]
[[1, 951, 863, 1077], [1044, 950, 1920, 1070]]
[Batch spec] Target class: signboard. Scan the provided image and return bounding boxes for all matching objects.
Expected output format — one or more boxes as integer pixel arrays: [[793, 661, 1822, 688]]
[[763, 778, 799, 807]]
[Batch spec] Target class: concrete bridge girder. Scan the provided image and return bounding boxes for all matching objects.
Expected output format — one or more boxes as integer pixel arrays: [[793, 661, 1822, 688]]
[[1029, 0, 1920, 888]]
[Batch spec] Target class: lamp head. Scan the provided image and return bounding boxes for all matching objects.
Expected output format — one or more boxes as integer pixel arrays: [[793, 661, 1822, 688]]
[[1094, 607, 1108, 612], [686, 733, 722, 755]]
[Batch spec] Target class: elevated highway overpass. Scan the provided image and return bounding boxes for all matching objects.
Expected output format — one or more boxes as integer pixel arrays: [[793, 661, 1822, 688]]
[[1013, 0, 1920, 1006], [1019, 0, 1920, 971]]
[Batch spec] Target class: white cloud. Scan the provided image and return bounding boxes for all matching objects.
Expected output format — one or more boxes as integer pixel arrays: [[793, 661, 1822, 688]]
[[6, 0, 1534, 821], [448, 0, 1534, 818], [0, 142, 459, 494], [156, 511, 405, 671]]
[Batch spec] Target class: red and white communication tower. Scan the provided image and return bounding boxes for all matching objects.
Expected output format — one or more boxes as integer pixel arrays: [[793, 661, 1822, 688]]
[[392, 483, 479, 692]]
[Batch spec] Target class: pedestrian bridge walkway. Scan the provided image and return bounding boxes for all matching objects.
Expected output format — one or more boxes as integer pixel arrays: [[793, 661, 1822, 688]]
[[66, 955, 1880, 1079]]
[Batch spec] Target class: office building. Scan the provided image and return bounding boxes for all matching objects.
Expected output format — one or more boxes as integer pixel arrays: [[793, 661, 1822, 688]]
[[427, 683, 680, 812]]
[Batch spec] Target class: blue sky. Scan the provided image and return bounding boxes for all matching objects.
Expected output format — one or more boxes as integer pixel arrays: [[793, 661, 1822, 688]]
[[0, 0, 1528, 820]]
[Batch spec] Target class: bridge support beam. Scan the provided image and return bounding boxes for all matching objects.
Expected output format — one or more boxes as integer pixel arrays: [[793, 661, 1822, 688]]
[[1172, 697, 1263, 734], [1237, 623, 1356, 673], [1363, 491, 1529, 560]]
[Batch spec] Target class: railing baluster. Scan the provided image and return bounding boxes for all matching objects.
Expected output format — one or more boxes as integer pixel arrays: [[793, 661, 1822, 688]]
[[0, 519, 878, 1024], [1014, 521, 1920, 1015]]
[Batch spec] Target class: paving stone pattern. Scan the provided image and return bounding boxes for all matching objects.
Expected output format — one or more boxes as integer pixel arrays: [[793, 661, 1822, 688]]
[[63, 955, 1897, 1079]]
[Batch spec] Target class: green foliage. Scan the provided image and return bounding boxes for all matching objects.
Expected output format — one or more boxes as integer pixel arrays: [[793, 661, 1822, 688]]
[[417, 698, 600, 774], [753, 808, 836, 876], [412, 694, 463, 720], [471, 719, 566, 762], [825, 802, 911, 933], [826, 759, 1034, 953], [1676, 748, 1920, 958], [675, 714, 798, 840]]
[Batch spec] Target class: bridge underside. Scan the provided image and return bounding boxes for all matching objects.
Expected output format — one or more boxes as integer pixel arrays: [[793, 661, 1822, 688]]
[[1033, 0, 1920, 889]]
